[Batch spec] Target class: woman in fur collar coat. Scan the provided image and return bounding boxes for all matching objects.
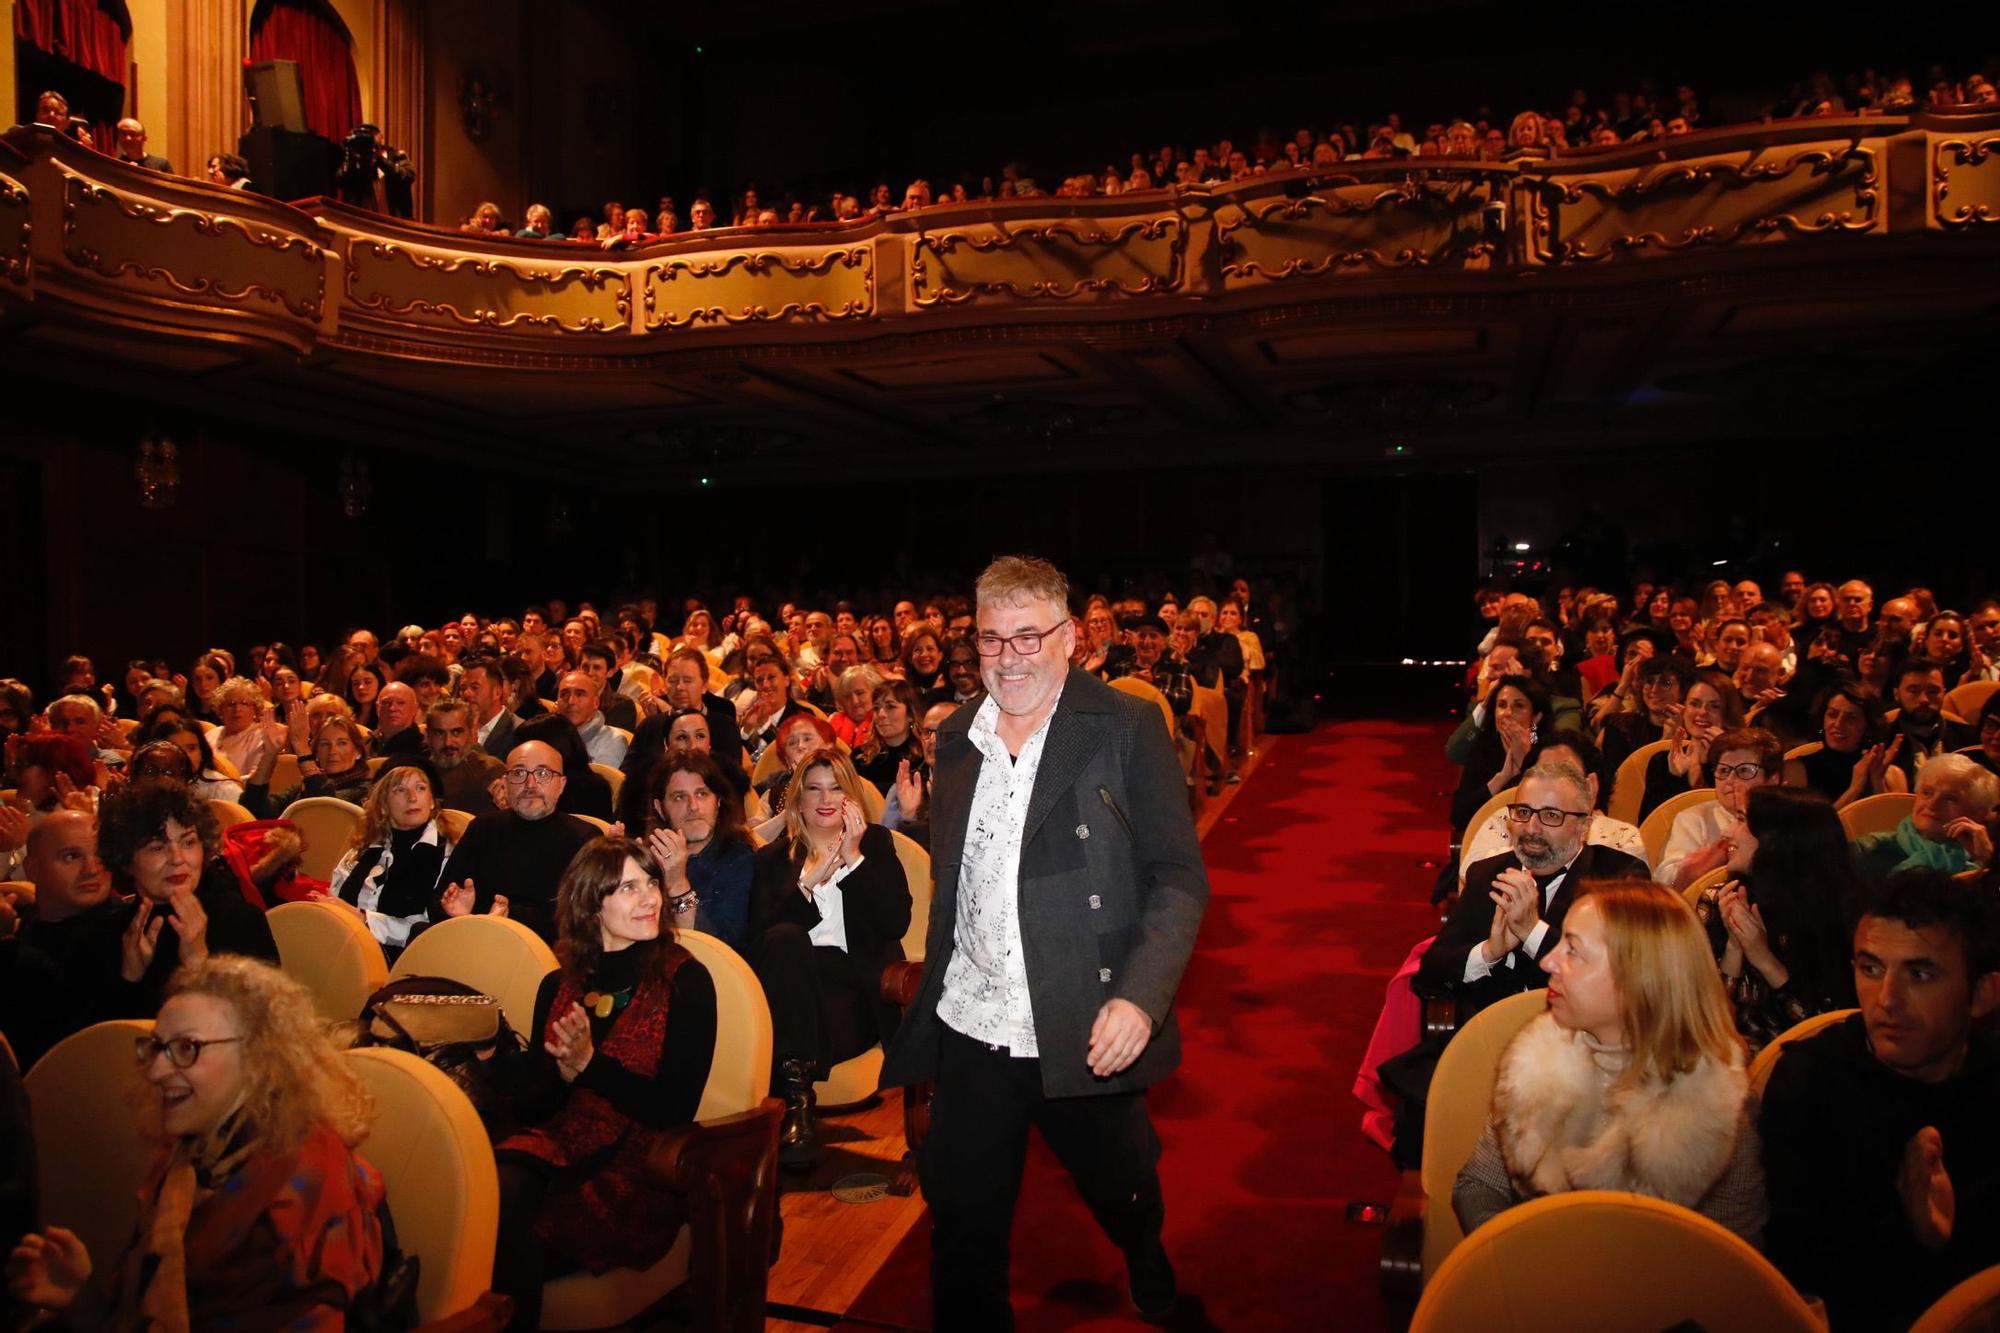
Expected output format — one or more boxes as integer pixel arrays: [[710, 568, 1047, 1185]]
[[1454, 881, 1769, 1245]]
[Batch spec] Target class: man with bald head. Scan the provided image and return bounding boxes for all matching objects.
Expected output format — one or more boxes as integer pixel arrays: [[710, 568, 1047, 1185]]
[[6, 812, 117, 1065], [348, 627, 381, 665], [437, 739, 593, 940], [368, 680, 426, 759], [114, 118, 172, 172], [1834, 580, 1877, 662], [556, 670, 628, 768], [1880, 597, 1922, 646], [1733, 641, 1809, 746]]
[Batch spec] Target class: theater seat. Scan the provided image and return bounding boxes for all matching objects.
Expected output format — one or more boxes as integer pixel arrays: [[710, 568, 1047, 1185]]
[[24, 1020, 156, 1270], [574, 813, 616, 835], [814, 830, 933, 1110], [1944, 681, 1998, 726], [268, 899, 389, 1023], [1409, 1190, 1822, 1332], [281, 795, 364, 882], [345, 1046, 508, 1328], [749, 746, 788, 789], [1192, 681, 1229, 775], [1637, 787, 1716, 871], [436, 807, 473, 841], [1911, 1262, 2000, 1333], [388, 913, 558, 1039], [1840, 792, 1917, 841], [1455, 785, 1518, 889], [207, 798, 255, 830], [591, 762, 626, 807], [271, 751, 303, 793], [1108, 675, 1175, 739], [1606, 740, 1670, 826], [1681, 864, 1730, 908], [1381, 987, 1545, 1294], [540, 928, 781, 1332], [1749, 1008, 1858, 1101]]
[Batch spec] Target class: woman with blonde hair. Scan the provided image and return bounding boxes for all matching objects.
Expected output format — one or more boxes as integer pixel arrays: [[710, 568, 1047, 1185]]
[[322, 763, 485, 956], [748, 747, 910, 1169], [1454, 881, 1766, 1243], [7, 956, 386, 1325]]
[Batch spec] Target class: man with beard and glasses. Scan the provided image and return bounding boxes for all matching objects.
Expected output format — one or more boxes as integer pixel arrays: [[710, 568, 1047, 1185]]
[[1415, 760, 1649, 1019], [436, 740, 593, 942], [424, 698, 503, 815]]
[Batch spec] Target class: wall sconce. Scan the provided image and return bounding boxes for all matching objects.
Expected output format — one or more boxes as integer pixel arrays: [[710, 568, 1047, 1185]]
[[340, 452, 372, 518], [135, 430, 179, 509]]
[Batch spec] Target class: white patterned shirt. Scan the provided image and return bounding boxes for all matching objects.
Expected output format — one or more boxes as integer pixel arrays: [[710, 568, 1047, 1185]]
[[936, 688, 1061, 1057]]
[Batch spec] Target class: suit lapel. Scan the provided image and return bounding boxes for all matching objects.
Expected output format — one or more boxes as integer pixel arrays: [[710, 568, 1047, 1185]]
[[1020, 684, 1109, 853]]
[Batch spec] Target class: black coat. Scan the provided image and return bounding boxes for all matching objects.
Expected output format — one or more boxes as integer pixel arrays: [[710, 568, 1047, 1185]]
[[749, 823, 911, 1046], [1414, 844, 1648, 1016]]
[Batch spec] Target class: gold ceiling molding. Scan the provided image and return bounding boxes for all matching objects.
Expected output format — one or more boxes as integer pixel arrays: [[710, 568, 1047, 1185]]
[[0, 173, 29, 286], [909, 218, 1185, 306], [1934, 136, 2000, 229], [59, 170, 326, 318], [344, 239, 631, 334], [641, 246, 874, 330]]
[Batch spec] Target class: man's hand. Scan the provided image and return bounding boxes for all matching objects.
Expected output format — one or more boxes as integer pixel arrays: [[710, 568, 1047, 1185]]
[[1087, 997, 1152, 1078], [1900, 1127, 1955, 1250], [647, 827, 688, 883], [439, 879, 477, 917], [1492, 866, 1542, 948]]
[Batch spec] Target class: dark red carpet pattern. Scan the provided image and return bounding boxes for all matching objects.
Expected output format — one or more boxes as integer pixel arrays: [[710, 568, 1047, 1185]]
[[844, 720, 1455, 1331]]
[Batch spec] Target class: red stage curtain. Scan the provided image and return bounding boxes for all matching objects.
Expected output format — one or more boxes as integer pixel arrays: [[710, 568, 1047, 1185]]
[[14, 0, 129, 85], [250, 0, 363, 143]]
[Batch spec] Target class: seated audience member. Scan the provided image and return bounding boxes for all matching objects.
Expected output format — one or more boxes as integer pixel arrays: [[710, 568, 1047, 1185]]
[[829, 664, 881, 748], [1962, 601, 2000, 683], [85, 784, 280, 1020], [1185, 595, 1247, 743], [577, 640, 638, 732], [139, 719, 243, 805], [1461, 731, 1646, 869], [45, 692, 129, 763], [748, 748, 910, 1169], [1655, 728, 1783, 889], [1733, 640, 1802, 736], [932, 637, 984, 708], [1594, 639, 1683, 772], [737, 655, 806, 762], [489, 837, 715, 1332], [344, 661, 385, 730], [1217, 597, 1264, 689], [424, 697, 504, 815], [1852, 753, 1996, 880], [884, 699, 956, 849], [1106, 615, 1192, 715], [4, 810, 112, 1064], [1921, 612, 1971, 684], [804, 633, 862, 715], [1079, 603, 1125, 679], [514, 714, 615, 821], [515, 203, 560, 240], [1969, 694, 2000, 778], [556, 670, 629, 769], [1694, 786, 1860, 1052], [439, 739, 595, 941], [366, 681, 425, 760], [502, 655, 549, 720], [751, 713, 838, 845], [323, 764, 468, 956], [210, 674, 275, 775], [853, 677, 924, 796], [1637, 668, 1744, 821], [1886, 658, 1977, 785], [287, 714, 375, 804], [5, 731, 96, 813], [459, 654, 519, 760], [626, 646, 744, 779], [1454, 882, 1764, 1244], [1761, 871, 2000, 1330], [643, 752, 754, 950], [6, 957, 386, 1325], [1415, 760, 1649, 1018], [1572, 614, 1622, 698], [205, 152, 253, 190], [1444, 674, 1549, 840], [396, 654, 450, 711], [516, 632, 561, 704], [900, 627, 947, 695]]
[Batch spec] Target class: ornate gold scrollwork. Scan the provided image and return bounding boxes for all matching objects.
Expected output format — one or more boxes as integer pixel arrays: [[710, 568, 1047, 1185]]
[[1527, 146, 1879, 263], [1214, 177, 1496, 280], [345, 239, 629, 333], [642, 246, 874, 330], [910, 218, 1184, 305], [60, 174, 325, 316], [0, 174, 29, 286], [1934, 137, 2000, 228]]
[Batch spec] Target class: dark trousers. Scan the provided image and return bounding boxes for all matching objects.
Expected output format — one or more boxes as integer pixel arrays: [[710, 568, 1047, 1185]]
[[753, 922, 875, 1076], [920, 1026, 1165, 1332], [492, 1160, 577, 1332]]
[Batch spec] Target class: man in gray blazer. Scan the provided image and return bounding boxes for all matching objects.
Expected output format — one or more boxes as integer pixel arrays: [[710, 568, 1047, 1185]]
[[881, 555, 1208, 1328]]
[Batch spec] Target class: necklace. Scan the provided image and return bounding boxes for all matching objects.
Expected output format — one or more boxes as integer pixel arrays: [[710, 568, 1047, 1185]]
[[581, 985, 633, 1019]]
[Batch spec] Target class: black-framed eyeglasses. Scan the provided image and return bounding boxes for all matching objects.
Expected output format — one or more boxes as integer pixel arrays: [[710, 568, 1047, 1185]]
[[135, 1035, 242, 1068], [974, 623, 1065, 657], [505, 765, 563, 785], [1505, 804, 1589, 828], [1712, 762, 1767, 782]]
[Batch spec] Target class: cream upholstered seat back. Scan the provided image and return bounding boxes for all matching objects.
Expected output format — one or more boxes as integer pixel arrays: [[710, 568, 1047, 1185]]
[[345, 1046, 499, 1323], [1606, 739, 1670, 826], [1749, 1008, 1859, 1101], [1681, 865, 1730, 908], [1107, 675, 1175, 738], [1637, 787, 1716, 871], [281, 795, 365, 882], [1411, 1190, 1822, 1332], [268, 899, 390, 1023], [1418, 989, 1545, 1280], [1841, 791, 1918, 841], [25, 1020, 156, 1269], [889, 828, 933, 962], [388, 913, 559, 1040], [672, 927, 772, 1119], [1912, 1262, 2000, 1333]]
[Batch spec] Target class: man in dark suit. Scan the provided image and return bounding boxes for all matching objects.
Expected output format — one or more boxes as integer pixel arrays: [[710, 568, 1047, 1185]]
[[1414, 761, 1649, 1016], [881, 556, 1208, 1328], [461, 655, 519, 761], [114, 118, 174, 173]]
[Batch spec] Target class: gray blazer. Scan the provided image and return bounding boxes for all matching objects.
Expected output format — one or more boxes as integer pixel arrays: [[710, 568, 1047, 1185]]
[[880, 668, 1208, 1098]]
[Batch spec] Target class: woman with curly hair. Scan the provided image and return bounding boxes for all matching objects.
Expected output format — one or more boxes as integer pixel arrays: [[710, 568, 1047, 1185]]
[[7, 957, 388, 1327], [490, 836, 716, 1330], [323, 764, 482, 957]]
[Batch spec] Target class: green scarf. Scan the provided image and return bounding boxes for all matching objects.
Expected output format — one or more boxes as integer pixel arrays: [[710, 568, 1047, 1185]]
[[1886, 816, 1973, 874]]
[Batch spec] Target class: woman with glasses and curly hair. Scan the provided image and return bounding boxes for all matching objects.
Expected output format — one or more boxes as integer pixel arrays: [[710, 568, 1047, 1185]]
[[489, 836, 716, 1331], [7, 956, 387, 1327]]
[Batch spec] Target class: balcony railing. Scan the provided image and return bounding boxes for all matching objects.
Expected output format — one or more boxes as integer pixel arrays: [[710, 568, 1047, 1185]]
[[3, 111, 1997, 370]]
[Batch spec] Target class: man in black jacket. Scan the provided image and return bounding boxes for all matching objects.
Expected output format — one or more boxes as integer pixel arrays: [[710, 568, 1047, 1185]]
[[1414, 761, 1648, 1017], [1762, 870, 2000, 1331]]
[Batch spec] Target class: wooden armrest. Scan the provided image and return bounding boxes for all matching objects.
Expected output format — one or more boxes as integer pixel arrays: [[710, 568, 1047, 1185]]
[[1421, 994, 1461, 1043], [879, 959, 924, 1006], [416, 1291, 512, 1333], [646, 1099, 784, 1333]]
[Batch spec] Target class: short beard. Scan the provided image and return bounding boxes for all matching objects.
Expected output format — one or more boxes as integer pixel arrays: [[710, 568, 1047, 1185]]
[[1513, 833, 1578, 875]]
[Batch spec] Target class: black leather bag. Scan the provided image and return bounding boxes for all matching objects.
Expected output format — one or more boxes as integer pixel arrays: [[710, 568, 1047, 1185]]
[[354, 975, 531, 1138]]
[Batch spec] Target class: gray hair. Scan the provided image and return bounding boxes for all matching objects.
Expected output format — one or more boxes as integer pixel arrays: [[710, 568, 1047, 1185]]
[[49, 693, 101, 724], [1520, 758, 1592, 807], [213, 676, 266, 711], [837, 664, 885, 697], [1917, 752, 1999, 820]]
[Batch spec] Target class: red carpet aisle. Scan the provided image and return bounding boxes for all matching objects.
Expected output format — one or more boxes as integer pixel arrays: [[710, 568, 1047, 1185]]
[[843, 720, 1456, 1331]]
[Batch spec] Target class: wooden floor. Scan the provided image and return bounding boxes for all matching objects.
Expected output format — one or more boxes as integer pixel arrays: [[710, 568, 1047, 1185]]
[[758, 736, 1279, 1332]]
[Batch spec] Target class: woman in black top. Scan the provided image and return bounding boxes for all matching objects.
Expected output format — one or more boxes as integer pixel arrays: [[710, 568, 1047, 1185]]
[[853, 677, 924, 796], [1444, 676, 1549, 839], [900, 628, 946, 695], [1637, 669, 1744, 822], [1783, 679, 1895, 805], [490, 836, 716, 1332], [322, 763, 457, 959], [747, 748, 910, 1170], [344, 662, 386, 731]]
